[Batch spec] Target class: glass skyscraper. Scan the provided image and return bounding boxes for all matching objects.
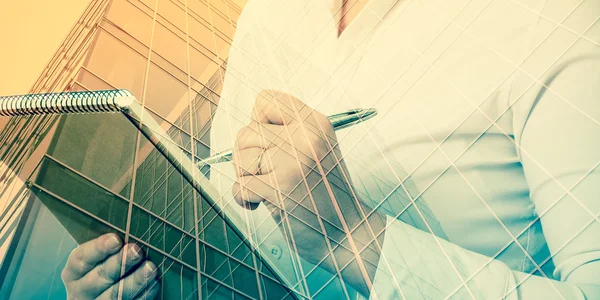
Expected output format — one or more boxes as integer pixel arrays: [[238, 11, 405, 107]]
[[0, 0, 301, 298], [3, 0, 597, 299]]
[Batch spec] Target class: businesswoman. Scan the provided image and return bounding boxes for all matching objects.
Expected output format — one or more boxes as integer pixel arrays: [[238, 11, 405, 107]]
[[63, 0, 600, 298]]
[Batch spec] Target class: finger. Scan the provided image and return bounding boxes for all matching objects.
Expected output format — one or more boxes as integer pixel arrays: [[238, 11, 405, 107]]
[[62, 233, 122, 282], [77, 243, 145, 298], [97, 261, 159, 300], [232, 147, 263, 177], [134, 279, 160, 300], [252, 90, 314, 125], [234, 122, 286, 150], [252, 91, 335, 144], [233, 174, 281, 209], [234, 124, 287, 176]]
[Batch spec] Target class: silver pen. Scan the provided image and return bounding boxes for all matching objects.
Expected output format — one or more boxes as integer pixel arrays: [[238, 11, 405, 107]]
[[197, 108, 378, 167]]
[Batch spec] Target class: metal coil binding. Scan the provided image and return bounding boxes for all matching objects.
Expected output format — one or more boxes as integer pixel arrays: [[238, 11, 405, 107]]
[[0, 89, 135, 117]]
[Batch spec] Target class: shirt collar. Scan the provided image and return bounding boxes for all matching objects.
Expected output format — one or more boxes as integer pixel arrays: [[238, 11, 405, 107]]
[[327, 0, 402, 20]]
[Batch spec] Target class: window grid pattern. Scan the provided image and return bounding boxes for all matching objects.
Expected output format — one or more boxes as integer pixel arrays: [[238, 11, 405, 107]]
[[17, 0, 295, 299]]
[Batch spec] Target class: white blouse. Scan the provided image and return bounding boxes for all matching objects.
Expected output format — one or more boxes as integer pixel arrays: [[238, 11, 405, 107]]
[[209, 0, 600, 298]]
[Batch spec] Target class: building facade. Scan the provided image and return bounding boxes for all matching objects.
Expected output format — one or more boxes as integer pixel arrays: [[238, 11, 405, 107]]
[[0, 0, 306, 299]]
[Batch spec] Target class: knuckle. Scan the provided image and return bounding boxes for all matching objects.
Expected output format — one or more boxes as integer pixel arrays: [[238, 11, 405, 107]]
[[61, 267, 70, 282], [232, 182, 245, 205], [132, 262, 157, 294], [76, 258, 93, 274], [253, 93, 268, 112], [232, 145, 240, 161], [96, 263, 116, 285], [65, 281, 81, 299], [314, 111, 328, 125], [235, 126, 247, 141], [68, 249, 92, 275], [67, 248, 79, 264], [234, 133, 245, 150], [109, 285, 120, 300], [235, 194, 245, 205], [134, 270, 148, 288], [60, 269, 67, 281], [257, 90, 274, 102]]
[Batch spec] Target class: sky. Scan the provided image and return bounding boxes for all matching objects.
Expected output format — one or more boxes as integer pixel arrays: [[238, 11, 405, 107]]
[[0, 1, 89, 259], [0, 1, 90, 96]]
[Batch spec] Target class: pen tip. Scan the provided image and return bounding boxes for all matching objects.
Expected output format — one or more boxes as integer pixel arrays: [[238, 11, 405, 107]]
[[363, 108, 377, 116]]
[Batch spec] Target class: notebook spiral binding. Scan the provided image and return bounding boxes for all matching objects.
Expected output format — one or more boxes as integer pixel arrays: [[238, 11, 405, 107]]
[[0, 89, 135, 117]]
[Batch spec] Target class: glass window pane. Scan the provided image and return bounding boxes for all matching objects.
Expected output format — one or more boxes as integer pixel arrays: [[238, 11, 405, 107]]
[[83, 30, 147, 99], [230, 260, 260, 298], [261, 275, 292, 300], [75, 68, 114, 91], [202, 215, 228, 253], [31, 186, 125, 245], [156, 0, 186, 34], [152, 21, 187, 73], [189, 43, 218, 84], [210, 7, 235, 40], [188, 0, 211, 24], [312, 276, 345, 300], [202, 276, 235, 299], [140, 245, 199, 300], [47, 113, 137, 198], [133, 139, 194, 224], [144, 62, 191, 119], [188, 14, 220, 56], [183, 188, 195, 233], [5, 200, 88, 299], [192, 90, 219, 158], [130, 206, 196, 266], [105, 0, 154, 47], [137, 0, 157, 11], [34, 157, 129, 231]]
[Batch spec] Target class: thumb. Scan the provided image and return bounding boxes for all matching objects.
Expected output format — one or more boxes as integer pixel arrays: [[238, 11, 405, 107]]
[[251, 90, 312, 125]]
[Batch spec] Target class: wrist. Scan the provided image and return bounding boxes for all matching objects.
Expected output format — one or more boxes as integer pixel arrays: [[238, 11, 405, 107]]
[[327, 207, 387, 298]]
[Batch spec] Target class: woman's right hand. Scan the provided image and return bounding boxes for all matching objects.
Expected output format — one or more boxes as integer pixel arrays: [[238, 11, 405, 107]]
[[61, 233, 160, 300]]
